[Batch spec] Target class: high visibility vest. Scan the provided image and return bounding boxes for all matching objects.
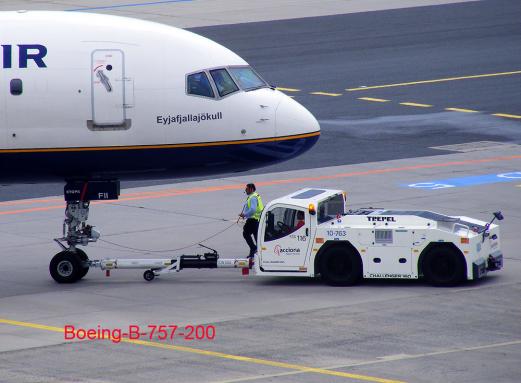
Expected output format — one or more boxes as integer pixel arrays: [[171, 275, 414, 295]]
[[247, 192, 264, 221]]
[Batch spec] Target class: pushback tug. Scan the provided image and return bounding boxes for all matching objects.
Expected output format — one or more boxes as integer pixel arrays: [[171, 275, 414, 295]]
[[50, 188, 503, 286]]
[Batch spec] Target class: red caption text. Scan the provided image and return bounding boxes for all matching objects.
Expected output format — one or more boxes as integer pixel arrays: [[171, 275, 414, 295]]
[[64, 324, 216, 344]]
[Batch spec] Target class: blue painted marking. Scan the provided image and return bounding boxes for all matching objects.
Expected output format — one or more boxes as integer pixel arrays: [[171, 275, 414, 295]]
[[66, 0, 192, 12], [406, 172, 521, 190]]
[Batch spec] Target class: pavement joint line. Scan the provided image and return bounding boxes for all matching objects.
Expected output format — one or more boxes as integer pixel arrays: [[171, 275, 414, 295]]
[[0, 318, 404, 383], [492, 113, 521, 120], [212, 339, 521, 383], [2, 155, 521, 215], [445, 107, 479, 113], [399, 102, 432, 108], [310, 91, 343, 97], [358, 97, 390, 102], [345, 70, 521, 91], [275, 87, 300, 92]]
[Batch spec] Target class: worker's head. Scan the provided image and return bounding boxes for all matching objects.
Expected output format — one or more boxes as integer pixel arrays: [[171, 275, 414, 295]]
[[245, 183, 256, 195], [297, 210, 305, 220]]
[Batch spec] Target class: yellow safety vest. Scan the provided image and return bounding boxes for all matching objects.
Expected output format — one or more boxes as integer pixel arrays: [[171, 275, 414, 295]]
[[247, 192, 264, 221]]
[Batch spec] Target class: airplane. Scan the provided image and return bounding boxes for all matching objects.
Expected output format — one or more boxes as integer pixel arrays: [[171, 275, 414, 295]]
[[0, 11, 320, 282]]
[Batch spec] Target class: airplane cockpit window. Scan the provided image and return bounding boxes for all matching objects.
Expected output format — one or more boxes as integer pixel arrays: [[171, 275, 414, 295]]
[[229, 67, 267, 91], [187, 72, 215, 98], [210, 68, 239, 97]]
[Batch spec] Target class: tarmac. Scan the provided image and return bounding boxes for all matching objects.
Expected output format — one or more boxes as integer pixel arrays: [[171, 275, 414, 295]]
[[1, 147, 521, 383], [1, 1, 521, 382]]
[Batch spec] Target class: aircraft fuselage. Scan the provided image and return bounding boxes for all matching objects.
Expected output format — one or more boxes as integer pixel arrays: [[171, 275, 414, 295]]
[[0, 11, 319, 182]]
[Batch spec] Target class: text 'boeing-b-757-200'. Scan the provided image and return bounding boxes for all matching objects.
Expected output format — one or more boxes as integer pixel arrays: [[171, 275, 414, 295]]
[[0, 11, 320, 282]]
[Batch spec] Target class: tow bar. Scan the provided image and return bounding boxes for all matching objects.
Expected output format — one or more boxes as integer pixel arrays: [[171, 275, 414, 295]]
[[87, 245, 253, 281]]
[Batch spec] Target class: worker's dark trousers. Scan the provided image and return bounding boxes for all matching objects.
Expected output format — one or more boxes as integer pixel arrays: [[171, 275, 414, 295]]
[[243, 218, 259, 257]]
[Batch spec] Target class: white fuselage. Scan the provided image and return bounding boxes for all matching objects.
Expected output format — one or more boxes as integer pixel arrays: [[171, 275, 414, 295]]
[[0, 11, 319, 182]]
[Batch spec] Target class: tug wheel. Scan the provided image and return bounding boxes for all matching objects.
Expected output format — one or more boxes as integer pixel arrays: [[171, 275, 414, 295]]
[[50, 251, 82, 283], [422, 246, 466, 287], [319, 246, 362, 286], [143, 270, 155, 282]]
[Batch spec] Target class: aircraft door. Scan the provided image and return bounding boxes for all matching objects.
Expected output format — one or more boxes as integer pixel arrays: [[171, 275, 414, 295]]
[[259, 205, 311, 270], [91, 50, 126, 126]]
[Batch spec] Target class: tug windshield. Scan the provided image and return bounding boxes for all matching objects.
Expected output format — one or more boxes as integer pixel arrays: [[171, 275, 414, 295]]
[[318, 194, 345, 224]]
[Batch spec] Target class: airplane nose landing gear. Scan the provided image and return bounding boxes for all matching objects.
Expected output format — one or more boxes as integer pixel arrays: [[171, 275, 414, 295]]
[[57, 201, 100, 248], [50, 180, 120, 283]]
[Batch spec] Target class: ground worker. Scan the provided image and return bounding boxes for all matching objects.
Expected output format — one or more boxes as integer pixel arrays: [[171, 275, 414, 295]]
[[239, 183, 264, 258]]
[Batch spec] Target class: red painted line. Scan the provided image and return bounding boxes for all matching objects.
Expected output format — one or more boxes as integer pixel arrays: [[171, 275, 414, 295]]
[[0, 205, 67, 215], [1, 154, 521, 216], [0, 198, 62, 207], [0, 189, 185, 207]]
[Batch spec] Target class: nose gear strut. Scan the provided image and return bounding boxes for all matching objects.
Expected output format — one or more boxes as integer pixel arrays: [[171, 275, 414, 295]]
[[50, 180, 120, 283]]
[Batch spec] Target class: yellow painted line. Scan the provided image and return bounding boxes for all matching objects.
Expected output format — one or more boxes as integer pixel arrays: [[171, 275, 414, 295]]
[[310, 92, 343, 97], [276, 87, 301, 92], [215, 339, 521, 383], [0, 318, 64, 333], [346, 70, 521, 91], [358, 97, 390, 103], [446, 107, 479, 113], [493, 113, 521, 120], [0, 318, 405, 383], [399, 102, 432, 108], [0, 131, 320, 154]]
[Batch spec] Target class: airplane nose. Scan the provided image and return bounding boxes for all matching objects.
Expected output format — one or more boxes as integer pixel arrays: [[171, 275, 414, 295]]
[[275, 93, 320, 137]]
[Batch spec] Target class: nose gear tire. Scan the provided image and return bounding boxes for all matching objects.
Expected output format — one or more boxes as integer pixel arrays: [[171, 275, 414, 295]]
[[50, 251, 83, 283]]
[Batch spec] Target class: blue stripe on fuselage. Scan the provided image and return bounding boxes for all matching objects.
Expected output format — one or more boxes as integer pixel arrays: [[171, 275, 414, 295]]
[[65, 0, 192, 12], [0, 134, 319, 183]]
